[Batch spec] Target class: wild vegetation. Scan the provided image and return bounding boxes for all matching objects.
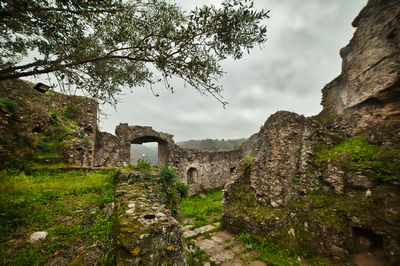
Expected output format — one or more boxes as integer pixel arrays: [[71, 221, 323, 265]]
[[180, 189, 223, 228], [0, 169, 116, 265]]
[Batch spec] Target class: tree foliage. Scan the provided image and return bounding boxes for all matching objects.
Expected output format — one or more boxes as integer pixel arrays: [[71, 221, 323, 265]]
[[0, 0, 269, 105]]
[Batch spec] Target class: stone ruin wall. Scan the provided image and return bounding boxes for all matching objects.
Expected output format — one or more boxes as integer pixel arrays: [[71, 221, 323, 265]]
[[94, 123, 243, 194], [226, 0, 400, 210], [61, 95, 98, 167], [222, 0, 400, 263], [0, 79, 98, 168], [168, 146, 242, 194]]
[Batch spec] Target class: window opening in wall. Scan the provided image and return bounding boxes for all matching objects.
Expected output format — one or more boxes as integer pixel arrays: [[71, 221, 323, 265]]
[[130, 142, 158, 165], [187, 167, 198, 184]]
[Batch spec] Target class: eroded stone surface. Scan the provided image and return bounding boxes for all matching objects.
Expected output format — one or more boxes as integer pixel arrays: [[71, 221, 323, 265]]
[[185, 219, 264, 266], [221, 258, 246, 266], [247, 261, 266, 266], [321, 0, 400, 115], [196, 239, 216, 251], [115, 180, 186, 265], [0, 79, 98, 167], [182, 222, 220, 239], [222, 0, 400, 264], [209, 250, 235, 264], [183, 231, 197, 238], [195, 224, 215, 234]]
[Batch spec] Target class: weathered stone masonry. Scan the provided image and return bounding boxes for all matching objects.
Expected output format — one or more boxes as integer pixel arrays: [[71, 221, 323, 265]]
[[222, 0, 400, 264], [94, 123, 242, 194]]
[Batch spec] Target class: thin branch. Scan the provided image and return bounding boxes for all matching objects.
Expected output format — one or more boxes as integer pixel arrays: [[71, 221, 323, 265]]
[[0, 7, 125, 17], [0, 55, 154, 81]]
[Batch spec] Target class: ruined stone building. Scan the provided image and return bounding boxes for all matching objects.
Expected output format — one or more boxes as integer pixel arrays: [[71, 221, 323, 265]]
[[0, 0, 399, 263], [94, 123, 242, 194]]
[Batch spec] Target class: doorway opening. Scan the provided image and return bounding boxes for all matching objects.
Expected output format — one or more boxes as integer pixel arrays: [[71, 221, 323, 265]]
[[130, 136, 168, 166], [130, 142, 158, 165]]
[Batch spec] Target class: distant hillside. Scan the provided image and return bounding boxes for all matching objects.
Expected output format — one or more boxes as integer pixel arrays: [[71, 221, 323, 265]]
[[130, 144, 158, 165], [178, 138, 246, 151]]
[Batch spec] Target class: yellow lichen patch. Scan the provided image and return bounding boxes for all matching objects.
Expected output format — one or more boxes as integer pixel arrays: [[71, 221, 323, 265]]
[[167, 245, 174, 251], [132, 247, 141, 255]]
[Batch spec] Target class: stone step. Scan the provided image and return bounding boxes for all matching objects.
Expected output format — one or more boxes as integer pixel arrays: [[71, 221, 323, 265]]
[[183, 222, 220, 238]]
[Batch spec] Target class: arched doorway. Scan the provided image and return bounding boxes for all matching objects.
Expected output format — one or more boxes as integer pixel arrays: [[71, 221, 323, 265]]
[[187, 167, 198, 184]]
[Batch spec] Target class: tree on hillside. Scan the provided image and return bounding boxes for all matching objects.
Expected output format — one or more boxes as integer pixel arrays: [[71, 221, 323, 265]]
[[0, 0, 269, 105]]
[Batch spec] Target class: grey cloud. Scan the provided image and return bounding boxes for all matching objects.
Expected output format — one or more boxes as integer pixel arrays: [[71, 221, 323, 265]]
[[99, 0, 367, 142]]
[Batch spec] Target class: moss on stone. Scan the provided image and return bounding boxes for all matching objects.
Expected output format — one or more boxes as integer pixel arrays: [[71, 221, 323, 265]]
[[314, 135, 400, 182], [224, 152, 400, 263]]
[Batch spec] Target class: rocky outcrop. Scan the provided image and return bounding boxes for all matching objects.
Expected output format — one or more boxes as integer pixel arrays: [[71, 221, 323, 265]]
[[222, 0, 400, 264], [243, 111, 322, 207], [321, 0, 400, 116]]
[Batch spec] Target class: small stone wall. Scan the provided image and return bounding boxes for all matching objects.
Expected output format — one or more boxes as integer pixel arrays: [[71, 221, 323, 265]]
[[114, 170, 186, 265], [59, 94, 98, 166], [94, 131, 125, 167]]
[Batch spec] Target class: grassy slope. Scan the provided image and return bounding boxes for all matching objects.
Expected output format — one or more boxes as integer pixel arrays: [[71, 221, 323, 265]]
[[0, 169, 116, 265]]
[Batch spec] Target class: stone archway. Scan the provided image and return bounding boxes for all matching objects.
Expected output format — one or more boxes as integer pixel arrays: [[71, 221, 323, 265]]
[[187, 167, 198, 184], [115, 124, 175, 167]]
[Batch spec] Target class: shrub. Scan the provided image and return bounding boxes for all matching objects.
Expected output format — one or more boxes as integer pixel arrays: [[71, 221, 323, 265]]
[[0, 97, 17, 112], [82, 138, 91, 147], [160, 166, 176, 185], [136, 158, 152, 170], [50, 112, 58, 122], [176, 181, 189, 198], [157, 191, 165, 203]]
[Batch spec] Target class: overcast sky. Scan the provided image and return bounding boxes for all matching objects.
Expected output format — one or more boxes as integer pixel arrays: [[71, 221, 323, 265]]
[[99, 0, 367, 142]]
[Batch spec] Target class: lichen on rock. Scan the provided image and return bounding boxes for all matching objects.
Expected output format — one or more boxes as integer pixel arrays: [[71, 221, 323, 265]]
[[115, 170, 186, 265]]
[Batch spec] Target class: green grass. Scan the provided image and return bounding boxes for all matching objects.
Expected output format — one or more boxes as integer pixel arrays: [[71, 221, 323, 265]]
[[180, 190, 222, 228], [185, 246, 210, 266], [0, 97, 17, 112], [236, 233, 303, 266], [0, 169, 116, 265]]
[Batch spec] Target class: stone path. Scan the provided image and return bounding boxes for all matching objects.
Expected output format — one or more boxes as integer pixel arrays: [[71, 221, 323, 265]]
[[183, 222, 266, 265]]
